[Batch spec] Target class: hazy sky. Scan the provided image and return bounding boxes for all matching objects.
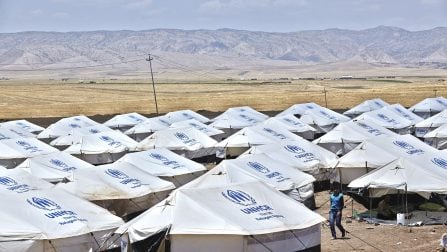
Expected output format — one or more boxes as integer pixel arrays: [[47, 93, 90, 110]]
[[0, 0, 446, 33]]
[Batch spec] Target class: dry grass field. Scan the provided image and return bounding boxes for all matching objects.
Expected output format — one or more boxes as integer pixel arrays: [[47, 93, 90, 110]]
[[0, 77, 446, 119]]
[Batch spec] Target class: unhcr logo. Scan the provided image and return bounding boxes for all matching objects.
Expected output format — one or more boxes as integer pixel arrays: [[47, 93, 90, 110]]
[[129, 114, 144, 123], [105, 169, 141, 188], [50, 159, 77, 172], [99, 136, 122, 147], [89, 129, 100, 134], [284, 144, 305, 154], [0, 176, 17, 187], [182, 112, 194, 119], [432, 158, 447, 169], [175, 132, 190, 141], [393, 141, 424, 155], [0, 133, 10, 140], [247, 162, 270, 174], [27, 197, 61, 211], [68, 123, 81, 128], [222, 189, 256, 206], [16, 140, 42, 153]]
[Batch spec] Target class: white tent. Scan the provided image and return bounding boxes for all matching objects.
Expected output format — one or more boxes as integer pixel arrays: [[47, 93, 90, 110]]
[[422, 123, 447, 149], [334, 141, 398, 184], [0, 119, 45, 133], [210, 106, 269, 138], [169, 119, 224, 139], [277, 102, 321, 117], [216, 124, 303, 157], [37, 115, 99, 140], [409, 96, 447, 119], [56, 162, 175, 217], [299, 106, 350, 133], [353, 106, 414, 134], [165, 109, 210, 124], [343, 98, 389, 118], [242, 139, 338, 181], [116, 181, 325, 252], [103, 112, 148, 131], [348, 158, 447, 198], [64, 131, 138, 164], [49, 123, 114, 149], [313, 120, 395, 155], [0, 187, 124, 252], [137, 127, 218, 159], [387, 104, 423, 125], [265, 114, 316, 139], [15, 151, 94, 183], [368, 134, 439, 163], [0, 127, 36, 140], [124, 116, 172, 141], [0, 138, 58, 168], [0, 168, 55, 192], [117, 148, 207, 187], [414, 109, 447, 137], [207, 154, 316, 205]]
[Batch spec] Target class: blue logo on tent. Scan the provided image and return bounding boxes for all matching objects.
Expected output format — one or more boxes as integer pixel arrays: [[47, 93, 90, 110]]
[[182, 112, 194, 119], [99, 136, 122, 147], [247, 162, 270, 174], [149, 153, 184, 169], [319, 110, 339, 122], [432, 158, 447, 169], [374, 101, 382, 106], [89, 129, 100, 134], [50, 159, 77, 172], [16, 121, 32, 130], [436, 99, 447, 107], [284, 145, 305, 154], [16, 140, 42, 153], [222, 190, 256, 206], [68, 123, 81, 128], [159, 119, 171, 126], [105, 169, 128, 179], [393, 141, 424, 155], [0, 176, 17, 187], [282, 117, 301, 126], [263, 128, 288, 140], [175, 132, 190, 141], [27, 197, 61, 211], [239, 114, 257, 123], [0, 133, 10, 140], [377, 113, 398, 125], [306, 105, 314, 109]]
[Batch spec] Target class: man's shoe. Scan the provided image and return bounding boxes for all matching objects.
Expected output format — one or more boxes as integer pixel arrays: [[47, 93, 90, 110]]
[[342, 230, 346, 238], [331, 237, 337, 240]]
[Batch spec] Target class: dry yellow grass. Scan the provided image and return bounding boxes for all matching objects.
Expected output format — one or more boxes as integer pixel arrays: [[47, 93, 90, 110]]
[[0, 77, 446, 119]]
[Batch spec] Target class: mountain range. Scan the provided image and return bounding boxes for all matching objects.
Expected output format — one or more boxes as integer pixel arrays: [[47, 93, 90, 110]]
[[0, 26, 446, 78]]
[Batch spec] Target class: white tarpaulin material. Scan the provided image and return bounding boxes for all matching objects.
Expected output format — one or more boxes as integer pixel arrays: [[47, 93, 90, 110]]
[[170, 119, 224, 137], [103, 112, 148, 129], [165, 109, 210, 124], [56, 162, 175, 216], [0, 127, 36, 140], [0, 168, 55, 192], [64, 131, 138, 164], [343, 98, 389, 118], [387, 104, 423, 125], [15, 151, 94, 182], [210, 106, 269, 130], [424, 123, 447, 149], [0, 120, 45, 133], [124, 116, 171, 138], [0, 187, 124, 251], [0, 138, 58, 168], [353, 106, 414, 134], [37, 115, 99, 139], [242, 139, 338, 181], [313, 120, 395, 155], [117, 148, 206, 187], [299, 106, 350, 133], [137, 127, 218, 159], [265, 114, 316, 139], [49, 123, 114, 147], [415, 109, 447, 137], [215, 124, 303, 157], [334, 141, 398, 184], [116, 181, 324, 252], [348, 158, 447, 197], [409, 96, 447, 119]]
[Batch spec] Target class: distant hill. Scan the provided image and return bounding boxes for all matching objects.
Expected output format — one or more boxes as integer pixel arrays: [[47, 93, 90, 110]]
[[0, 26, 446, 78]]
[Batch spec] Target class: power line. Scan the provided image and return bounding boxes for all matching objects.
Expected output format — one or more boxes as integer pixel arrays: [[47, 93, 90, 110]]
[[0, 58, 144, 72]]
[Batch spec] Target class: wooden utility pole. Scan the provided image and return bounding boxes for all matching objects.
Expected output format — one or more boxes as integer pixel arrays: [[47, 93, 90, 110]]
[[146, 53, 159, 115]]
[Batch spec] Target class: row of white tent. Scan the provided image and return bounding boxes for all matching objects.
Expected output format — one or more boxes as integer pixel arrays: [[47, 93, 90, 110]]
[[2, 97, 447, 251]]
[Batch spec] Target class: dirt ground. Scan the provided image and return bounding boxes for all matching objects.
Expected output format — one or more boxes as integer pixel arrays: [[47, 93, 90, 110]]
[[315, 191, 447, 251]]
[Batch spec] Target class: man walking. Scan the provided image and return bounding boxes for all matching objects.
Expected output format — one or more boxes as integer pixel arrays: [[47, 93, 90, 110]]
[[329, 187, 346, 240]]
